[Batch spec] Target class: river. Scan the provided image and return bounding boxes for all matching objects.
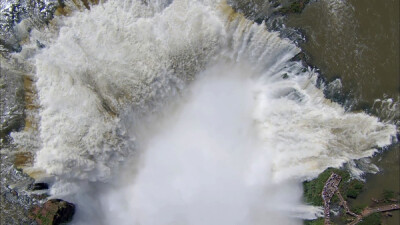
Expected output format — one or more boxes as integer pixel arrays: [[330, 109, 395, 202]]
[[286, 1, 399, 224], [0, 0, 398, 224]]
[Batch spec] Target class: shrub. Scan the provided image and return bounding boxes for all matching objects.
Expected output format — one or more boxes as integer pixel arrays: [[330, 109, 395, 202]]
[[358, 213, 381, 225], [304, 218, 324, 225], [383, 190, 394, 202], [346, 180, 364, 199], [351, 204, 367, 214]]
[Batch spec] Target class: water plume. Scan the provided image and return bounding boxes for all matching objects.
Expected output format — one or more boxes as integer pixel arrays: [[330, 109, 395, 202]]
[[71, 63, 321, 225], [8, 0, 397, 224]]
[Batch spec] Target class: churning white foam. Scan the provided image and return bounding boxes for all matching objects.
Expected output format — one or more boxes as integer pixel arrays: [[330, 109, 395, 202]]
[[11, 0, 397, 224], [70, 64, 321, 225]]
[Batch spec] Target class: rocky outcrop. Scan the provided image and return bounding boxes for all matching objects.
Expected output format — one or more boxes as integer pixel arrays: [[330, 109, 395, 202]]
[[29, 199, 75, 225], [0, 64, 25, 141], [28, 183, 49, 191]]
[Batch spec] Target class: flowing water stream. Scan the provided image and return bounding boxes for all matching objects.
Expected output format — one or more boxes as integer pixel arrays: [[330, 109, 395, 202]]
[[1, 0, 398, 224]]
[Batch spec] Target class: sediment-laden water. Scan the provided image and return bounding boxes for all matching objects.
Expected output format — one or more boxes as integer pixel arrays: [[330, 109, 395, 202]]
[[0, 0, 398, 224], [286, 1, 399, 224]]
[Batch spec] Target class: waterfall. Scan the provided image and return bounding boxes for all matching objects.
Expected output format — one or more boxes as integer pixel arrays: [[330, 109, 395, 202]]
[[6, 0, 397, 224]]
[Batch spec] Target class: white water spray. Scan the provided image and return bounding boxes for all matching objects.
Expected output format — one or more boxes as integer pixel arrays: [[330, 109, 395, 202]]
[[88, 64, 317, 225], [10, 0, 397, 224]]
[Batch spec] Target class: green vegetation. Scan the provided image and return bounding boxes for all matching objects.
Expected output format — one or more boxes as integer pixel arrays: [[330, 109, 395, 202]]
[[382, 189, 394, 202], [302, 167, 374, 224], [303, 168, 352, 206], [303, 218, 324, 225], [339, 214, 356, 224], [351, 204, 367, 214], [358, 213, 381, 225], [279, 0, 310, 14], [346, 179, 364, 199]]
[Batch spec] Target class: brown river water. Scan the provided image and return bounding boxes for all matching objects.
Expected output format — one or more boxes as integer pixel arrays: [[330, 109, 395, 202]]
[[287, 0, 399, 104], [286, 0, 399, 224]]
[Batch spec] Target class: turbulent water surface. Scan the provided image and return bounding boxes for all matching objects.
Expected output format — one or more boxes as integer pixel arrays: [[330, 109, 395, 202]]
[[1, 0, 398, 224]]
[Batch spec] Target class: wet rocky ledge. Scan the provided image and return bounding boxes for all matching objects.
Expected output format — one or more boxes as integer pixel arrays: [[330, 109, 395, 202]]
[[0, 143, 76, 225], [29, 199, 75, 225], [0, 0, 82, 223]]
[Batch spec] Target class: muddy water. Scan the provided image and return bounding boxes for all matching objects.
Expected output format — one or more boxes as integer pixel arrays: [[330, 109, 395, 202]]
[[286, 0, 399, 224], [287, 0, 399, 105], [349, 145, 400, 225]]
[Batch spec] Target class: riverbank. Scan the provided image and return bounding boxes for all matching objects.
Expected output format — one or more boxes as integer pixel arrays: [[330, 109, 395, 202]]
[[284, 2, 399, 224], [303, 167, 400, 225]]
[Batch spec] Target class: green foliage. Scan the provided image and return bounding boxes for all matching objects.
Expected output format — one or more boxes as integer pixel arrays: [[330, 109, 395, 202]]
[[331, 195, 339, 204], [303, 168, 351, 206], [346, 179, 364, 198], [358, 213, 381, 225], [279, 0, 310, 14], [346, 189, 359, 198], [304, 218, 324, 225], [37, 214, 52, 225], [383, 190, 394, 202], [351, 204, 367, 214]]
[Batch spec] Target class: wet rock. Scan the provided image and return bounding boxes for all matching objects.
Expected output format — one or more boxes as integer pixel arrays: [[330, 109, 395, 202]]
[[290, 52, 309, 65], [31, 194, 49, 201], [0, 65, 25, 141], [0, 157, 39, 225], [29, 183, 49, 191], [229, 0, 276, 22], [36, 40, 46, 49], [278, 0, 310, 14], [11, 189, 18, 196], [29, 199, 75, 225], [384, 212, 393, 217], [0, 0, 61, 53], [371, 198, 380, 204]]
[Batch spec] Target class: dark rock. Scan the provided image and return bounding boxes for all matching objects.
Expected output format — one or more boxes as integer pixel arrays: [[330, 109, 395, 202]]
[[291, 52, 309, 66], [0, 65, 25, 141], [29, 199, 75, 225], [371, 198, 380, 204], [11, 190, 18, 196], [31, 193, 49, 201], [384, 212, 393, 217], [36, 40, 46, 49], [0, 0, 61, 54], [29, 183, 49, 191], [278, 0, 310, 14]]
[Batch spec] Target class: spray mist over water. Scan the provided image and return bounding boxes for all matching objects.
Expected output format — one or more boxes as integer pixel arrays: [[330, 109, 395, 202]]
[[10, 0, 397, 224], [96, 65, 308, 225]]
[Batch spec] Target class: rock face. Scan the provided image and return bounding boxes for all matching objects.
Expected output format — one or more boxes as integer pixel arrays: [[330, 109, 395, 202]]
[[29, 183, 49, 191], [0, 65, 25, 140], [29, 199, 75, 225]]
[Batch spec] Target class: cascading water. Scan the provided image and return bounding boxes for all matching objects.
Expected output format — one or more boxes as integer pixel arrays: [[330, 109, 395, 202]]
[[4, 0, 398, 224]]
